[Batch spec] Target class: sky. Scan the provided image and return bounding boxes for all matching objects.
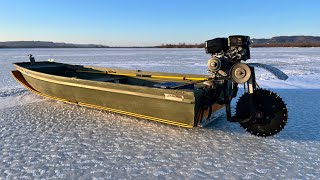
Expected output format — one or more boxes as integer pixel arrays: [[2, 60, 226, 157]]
[[0, 0, 320, 46]]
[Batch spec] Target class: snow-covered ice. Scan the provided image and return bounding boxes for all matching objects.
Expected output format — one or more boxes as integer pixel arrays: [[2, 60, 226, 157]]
[[0, 48, 319, 179]]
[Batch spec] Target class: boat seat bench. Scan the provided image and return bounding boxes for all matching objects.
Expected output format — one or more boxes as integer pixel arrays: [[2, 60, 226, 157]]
[[89, 76, 126, 83]]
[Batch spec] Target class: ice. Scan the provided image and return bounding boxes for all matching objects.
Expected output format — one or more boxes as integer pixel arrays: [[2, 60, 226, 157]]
[[0, 48, 320, 179], [0, 87, 44, 109]]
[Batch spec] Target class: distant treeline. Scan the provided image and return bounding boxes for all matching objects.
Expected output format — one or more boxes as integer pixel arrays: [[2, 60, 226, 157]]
[[155, 36, 320, 48], [2, 43, 320, 48], [155, 43, 320, 48], [0, 46, 109, 48], [251, 43, 320, 47], [155, 43, 204, 48], [0, 41, 108, 48]]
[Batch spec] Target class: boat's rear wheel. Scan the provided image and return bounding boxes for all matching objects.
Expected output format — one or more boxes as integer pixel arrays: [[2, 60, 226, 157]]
[[236, 89, 288, 137]]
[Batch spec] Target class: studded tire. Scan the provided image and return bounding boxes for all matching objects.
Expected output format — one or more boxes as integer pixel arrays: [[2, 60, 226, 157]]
[[236, 89, 288, 137]]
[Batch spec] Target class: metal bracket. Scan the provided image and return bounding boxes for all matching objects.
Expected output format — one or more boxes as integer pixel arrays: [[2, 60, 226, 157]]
[[247, 66, 256, 118], [247, 67, 256, 94], [223, 80, 232, 121]]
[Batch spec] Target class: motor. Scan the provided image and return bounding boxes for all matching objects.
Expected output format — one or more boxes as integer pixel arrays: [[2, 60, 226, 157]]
[[205, 35, 252, 83], [203, 35, 288, 137]]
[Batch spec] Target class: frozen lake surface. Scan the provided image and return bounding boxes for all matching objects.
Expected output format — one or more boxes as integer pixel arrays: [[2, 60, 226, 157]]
[[0, 48, 319, 179]]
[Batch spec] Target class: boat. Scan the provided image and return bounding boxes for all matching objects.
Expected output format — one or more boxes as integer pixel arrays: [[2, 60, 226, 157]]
[[11, 35, 289, 136]]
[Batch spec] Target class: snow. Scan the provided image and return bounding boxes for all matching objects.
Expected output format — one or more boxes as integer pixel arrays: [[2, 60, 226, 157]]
[[0, 48, 320, 179]]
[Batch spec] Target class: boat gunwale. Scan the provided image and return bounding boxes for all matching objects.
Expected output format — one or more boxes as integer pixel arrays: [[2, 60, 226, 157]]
[[14, 61, 211, 78]]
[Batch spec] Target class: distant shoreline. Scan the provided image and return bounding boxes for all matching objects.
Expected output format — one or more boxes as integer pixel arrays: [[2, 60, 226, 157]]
[[154, 43, 320, 48], [1, 45, 320, 48], [2, 35, 320, 48]]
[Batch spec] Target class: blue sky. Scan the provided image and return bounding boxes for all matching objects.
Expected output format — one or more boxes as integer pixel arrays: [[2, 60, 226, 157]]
[[1, 0, 319, 46]]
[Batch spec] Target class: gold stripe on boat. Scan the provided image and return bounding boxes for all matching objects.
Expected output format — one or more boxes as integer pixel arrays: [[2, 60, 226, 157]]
[[77, 102, 193, 128]]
